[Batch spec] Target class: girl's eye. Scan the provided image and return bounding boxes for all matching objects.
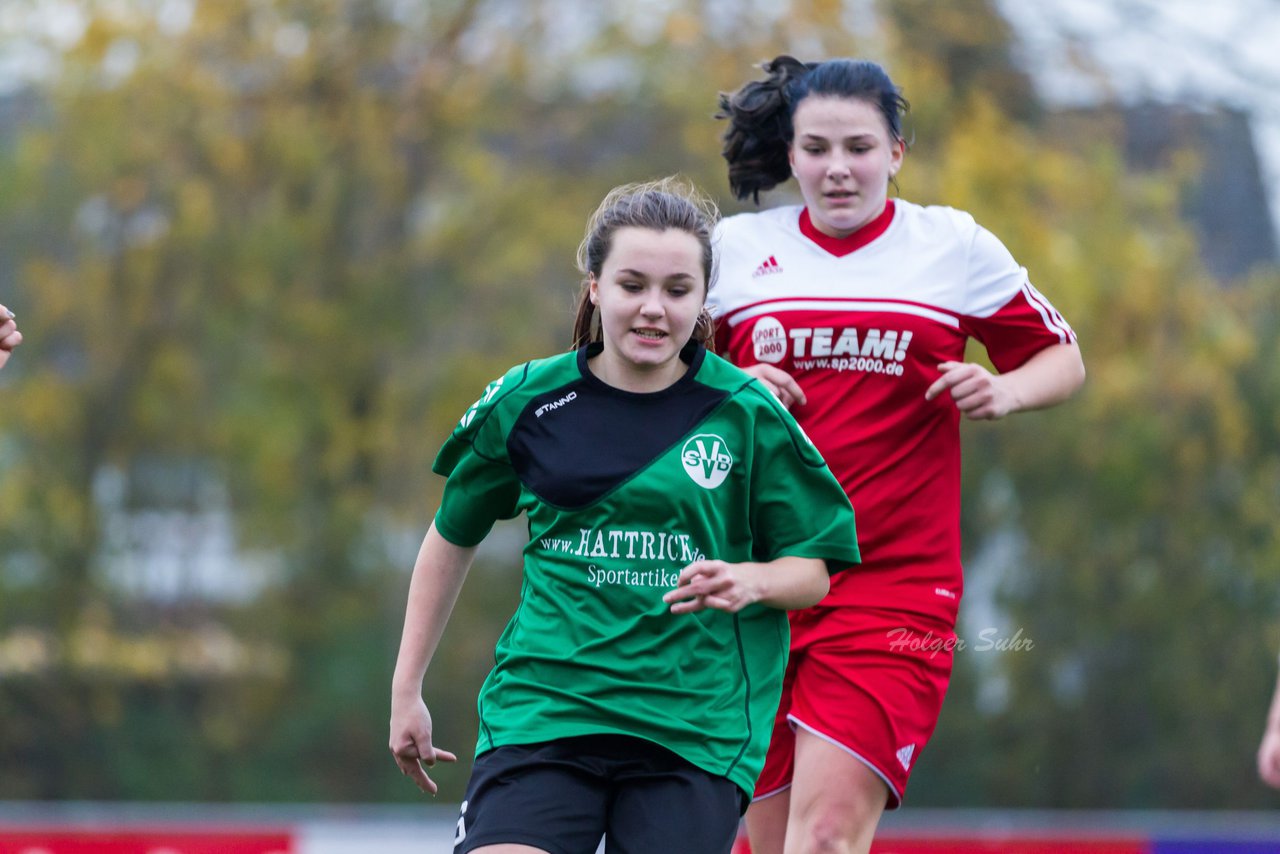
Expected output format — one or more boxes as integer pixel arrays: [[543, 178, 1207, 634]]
[[668, 287, 690, 297], [620, 282, 643, 292]]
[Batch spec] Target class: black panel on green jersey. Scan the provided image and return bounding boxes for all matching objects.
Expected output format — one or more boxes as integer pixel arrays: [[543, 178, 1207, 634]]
[[506, 342, 731, 509]]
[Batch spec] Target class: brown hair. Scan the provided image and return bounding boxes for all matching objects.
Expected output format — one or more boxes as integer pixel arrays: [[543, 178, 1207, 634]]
[[571, 176, 719, 350]]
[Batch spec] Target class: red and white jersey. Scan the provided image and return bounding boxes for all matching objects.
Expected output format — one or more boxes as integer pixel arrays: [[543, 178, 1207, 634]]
[[708, 199, 1075, 623]]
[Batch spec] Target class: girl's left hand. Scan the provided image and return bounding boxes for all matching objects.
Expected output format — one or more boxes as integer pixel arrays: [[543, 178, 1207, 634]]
[[663, 560, 761, 614], [925, 361, 1019, 421], [389, 694, 457, 795]]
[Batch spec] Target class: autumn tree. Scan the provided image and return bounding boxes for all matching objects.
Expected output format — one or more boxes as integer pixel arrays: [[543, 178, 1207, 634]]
[[1, 0, 1277, 808]]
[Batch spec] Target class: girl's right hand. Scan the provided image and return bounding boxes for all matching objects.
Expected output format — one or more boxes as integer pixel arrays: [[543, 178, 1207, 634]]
[[389, 694, 457, 794], [741, 363, 806, 409]]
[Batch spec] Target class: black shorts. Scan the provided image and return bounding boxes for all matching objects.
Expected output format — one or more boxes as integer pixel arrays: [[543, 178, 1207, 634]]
[[452, 733, 746, 854]]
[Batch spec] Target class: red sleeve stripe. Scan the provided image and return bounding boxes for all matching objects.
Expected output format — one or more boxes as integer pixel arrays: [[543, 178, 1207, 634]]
[[1020, 282, 1076, 343]]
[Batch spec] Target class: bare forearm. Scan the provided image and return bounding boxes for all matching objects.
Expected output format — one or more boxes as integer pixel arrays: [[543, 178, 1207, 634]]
[[391, 523, 477, 699], [754, 555, 830, 610], [1004, 342, 1085, 413], [665, 556, 831, 613]]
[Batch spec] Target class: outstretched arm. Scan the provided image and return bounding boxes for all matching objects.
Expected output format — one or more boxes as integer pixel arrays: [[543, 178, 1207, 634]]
[[663, 555, 829, 614], [925, 341, 1085, 421], [389, 522, 476, 793]]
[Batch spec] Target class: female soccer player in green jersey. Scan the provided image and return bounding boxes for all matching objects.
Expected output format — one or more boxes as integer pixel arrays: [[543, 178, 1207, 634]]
[[389, 177, 861, 854]]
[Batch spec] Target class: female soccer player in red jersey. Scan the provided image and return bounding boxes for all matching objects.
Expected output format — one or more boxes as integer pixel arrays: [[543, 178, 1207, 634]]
[[711, 57, 1085, 854]]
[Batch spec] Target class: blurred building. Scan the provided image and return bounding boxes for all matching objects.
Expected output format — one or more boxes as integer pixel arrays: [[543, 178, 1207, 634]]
[[1050, 102, 1279, 282], [93, 459, 284, 604]]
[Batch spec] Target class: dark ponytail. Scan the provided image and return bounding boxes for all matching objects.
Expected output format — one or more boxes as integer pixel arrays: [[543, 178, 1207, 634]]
[[717, 56, 909, 203], [716, 56, 814, 204]]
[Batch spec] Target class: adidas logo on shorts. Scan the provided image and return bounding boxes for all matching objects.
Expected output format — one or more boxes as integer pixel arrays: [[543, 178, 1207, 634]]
[[896, 743, 915, 771]]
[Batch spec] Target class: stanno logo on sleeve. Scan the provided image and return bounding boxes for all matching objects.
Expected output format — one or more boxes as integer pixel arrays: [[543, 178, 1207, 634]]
[[681, 433, 734, 489], [752, 255, 783, 277]]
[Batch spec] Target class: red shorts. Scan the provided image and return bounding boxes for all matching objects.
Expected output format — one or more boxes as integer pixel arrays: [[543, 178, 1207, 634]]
[[753, 605, 955, 808]]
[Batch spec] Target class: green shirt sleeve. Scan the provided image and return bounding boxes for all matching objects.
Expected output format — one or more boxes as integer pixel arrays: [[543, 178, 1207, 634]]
[[747, 385, 861, 572], [431, 372, 524, 547]]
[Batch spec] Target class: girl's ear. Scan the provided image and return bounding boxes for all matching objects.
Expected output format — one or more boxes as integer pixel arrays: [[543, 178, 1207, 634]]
[[888, 138, 906, 178], [588, 274, 600, 305]]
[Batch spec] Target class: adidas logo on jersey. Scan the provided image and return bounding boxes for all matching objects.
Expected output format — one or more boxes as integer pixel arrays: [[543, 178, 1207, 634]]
[[896, 744, 915, 771], [752, 255, 783, 277]]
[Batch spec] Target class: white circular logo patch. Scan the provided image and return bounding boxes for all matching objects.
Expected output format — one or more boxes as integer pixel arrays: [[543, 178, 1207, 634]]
[[752, 316, 787, 364], [681, 433, 734, 489]]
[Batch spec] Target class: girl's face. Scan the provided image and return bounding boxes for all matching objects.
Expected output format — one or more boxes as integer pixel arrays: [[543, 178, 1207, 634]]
[[589, 226, 706, 392], [789, 95, 905, 238]]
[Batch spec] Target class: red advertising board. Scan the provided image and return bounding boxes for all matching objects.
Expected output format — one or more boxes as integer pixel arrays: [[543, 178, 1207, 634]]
[[0, 829, 294, 854]]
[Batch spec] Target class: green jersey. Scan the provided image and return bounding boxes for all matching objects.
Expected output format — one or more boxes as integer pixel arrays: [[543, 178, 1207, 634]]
[[434, 342, 859, 795]]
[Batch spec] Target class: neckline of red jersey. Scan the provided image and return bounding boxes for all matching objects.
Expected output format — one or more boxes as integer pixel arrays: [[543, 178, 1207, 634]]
[[799, 198, 896, 257]]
